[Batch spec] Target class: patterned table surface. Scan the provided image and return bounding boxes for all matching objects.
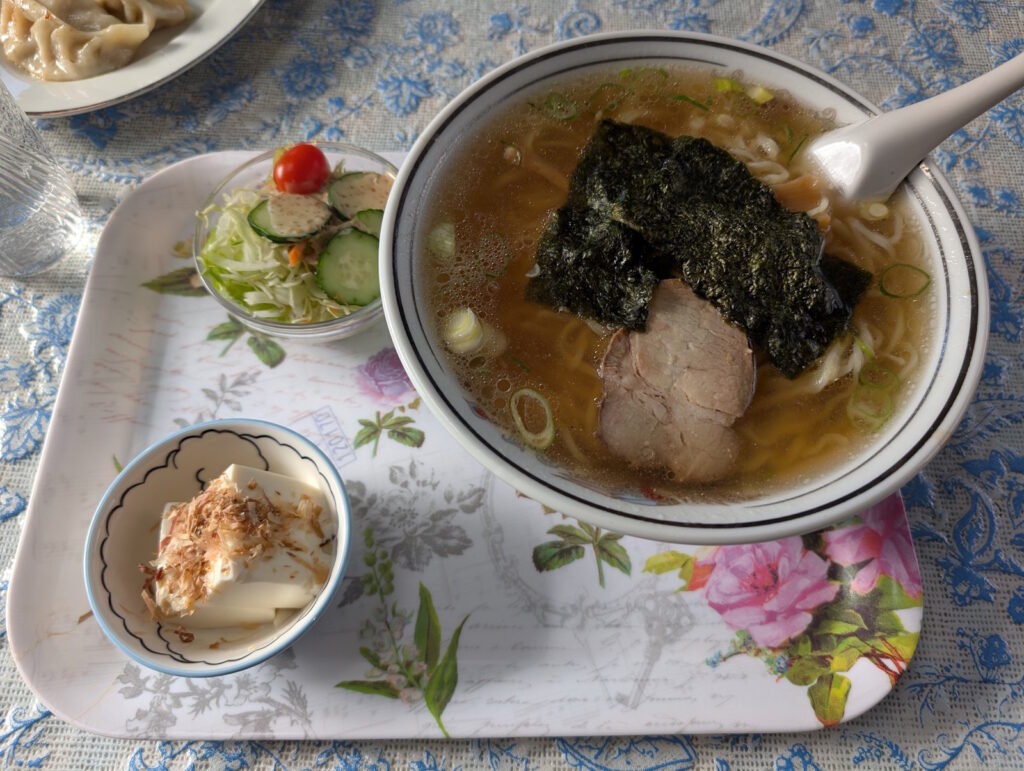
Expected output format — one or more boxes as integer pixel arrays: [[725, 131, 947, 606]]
[[1, 1, 1023, 769]]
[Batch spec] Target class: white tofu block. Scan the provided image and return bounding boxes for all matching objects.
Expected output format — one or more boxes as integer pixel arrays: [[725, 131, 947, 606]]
[[153, 464, 335, 629]]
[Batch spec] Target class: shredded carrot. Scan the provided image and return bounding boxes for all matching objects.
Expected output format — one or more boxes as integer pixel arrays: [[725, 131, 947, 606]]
[[288, 243, 305, 266]]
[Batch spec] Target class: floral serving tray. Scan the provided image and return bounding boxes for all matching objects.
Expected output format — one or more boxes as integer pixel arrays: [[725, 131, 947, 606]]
[[6, 152, 923, 739]]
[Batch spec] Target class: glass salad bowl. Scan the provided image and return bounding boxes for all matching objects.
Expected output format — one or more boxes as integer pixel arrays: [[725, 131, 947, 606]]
[[193, 142, 397, 342]]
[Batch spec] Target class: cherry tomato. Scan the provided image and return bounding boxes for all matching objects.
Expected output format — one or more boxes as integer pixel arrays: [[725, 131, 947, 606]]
[[273, 143, 330, 194]]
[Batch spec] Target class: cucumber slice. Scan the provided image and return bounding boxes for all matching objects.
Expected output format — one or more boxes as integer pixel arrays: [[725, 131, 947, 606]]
[[316, 229, 380, 306], [354, 208, 384, 237], [248, 194, 331, 243], [328, 172, 392, 218]]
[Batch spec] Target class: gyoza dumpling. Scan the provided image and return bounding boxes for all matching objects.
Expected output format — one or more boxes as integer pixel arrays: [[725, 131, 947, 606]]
[[99, 0, 188, 28], [0, 0, 189, 82], [1, 0, 147, 80]]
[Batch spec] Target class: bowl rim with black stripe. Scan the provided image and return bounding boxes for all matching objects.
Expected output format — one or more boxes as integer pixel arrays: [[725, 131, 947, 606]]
[[378, 30, 988, 545]]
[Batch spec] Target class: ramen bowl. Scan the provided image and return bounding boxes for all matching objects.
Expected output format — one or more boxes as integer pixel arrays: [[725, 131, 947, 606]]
[[379, 31, 988, 545]]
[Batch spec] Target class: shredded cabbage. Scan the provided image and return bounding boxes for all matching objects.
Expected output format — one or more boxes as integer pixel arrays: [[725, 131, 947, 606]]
[[198, 186, 359, 324]]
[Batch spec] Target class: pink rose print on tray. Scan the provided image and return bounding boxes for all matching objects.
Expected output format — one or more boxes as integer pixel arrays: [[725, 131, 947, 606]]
[[357, 347, 415, 403], [699, 538, 838, 648], [352, 348, 425, 457], [644, 493, 922, 728], [823, 495, 923, 599]]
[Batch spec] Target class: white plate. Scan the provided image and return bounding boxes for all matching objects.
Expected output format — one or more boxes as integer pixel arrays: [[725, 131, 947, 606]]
[[6, 152, 923, 739], [1, 0, 265, 117]]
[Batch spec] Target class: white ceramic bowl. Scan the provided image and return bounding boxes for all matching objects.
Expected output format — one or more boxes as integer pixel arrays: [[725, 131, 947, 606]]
[[83, 418, 351, 677], [380, 31, 989, 545], [193, 143, 396, 342]]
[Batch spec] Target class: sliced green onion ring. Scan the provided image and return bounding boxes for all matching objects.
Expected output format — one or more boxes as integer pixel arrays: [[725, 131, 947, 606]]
[[861, 201, 889, 221], [880, 263, 931, 298], [587, 83, 629, 112], [535, 92, 578, 121], [858, 361, 899, 390], [427, 222, 456, 260], [510, 388, 555, 450], [502, 142, 522, 167], [670, 93, 710, 111], [746, 85, 774, 105], [444, 307, 484, 354], [847, 387, 894, 433], [853, 334, 875, 360]]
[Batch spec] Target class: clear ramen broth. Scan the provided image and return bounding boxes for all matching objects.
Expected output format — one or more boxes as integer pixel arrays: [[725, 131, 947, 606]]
[[422, 67, 933, 499]]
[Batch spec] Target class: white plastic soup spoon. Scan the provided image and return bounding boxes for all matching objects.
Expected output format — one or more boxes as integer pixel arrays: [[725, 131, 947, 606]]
[[806, 51, 1024, 201]]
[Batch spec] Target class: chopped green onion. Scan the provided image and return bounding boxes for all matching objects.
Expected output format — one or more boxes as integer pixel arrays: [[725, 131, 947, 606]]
[[746, 85, 774, 104], [670, 94, 710, 111], [787, 134, 807, 166], [502, 142, 522, 167], [427, 222, 456, 260], [859, 362, 899, 390], [587, 83, 629, 112], [715, 77, 744, 93], [784, 123, 794, 143], [508, 355, 530, 372], [880, 263, 931, 298], [853, 334, 875, 359], [847, 387, 894, 433], [533, 92, 578, 121], [510, 388, 555, 450], [861, 202, 889, 221], [444, 307, 484, 354]]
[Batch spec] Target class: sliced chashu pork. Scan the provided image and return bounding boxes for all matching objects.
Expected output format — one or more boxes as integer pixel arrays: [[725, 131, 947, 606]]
[[598, 279, 755, 483]]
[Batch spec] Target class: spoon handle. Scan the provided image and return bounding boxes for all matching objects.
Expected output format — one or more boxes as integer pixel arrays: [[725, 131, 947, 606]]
[[811, 52, 1024, 200]]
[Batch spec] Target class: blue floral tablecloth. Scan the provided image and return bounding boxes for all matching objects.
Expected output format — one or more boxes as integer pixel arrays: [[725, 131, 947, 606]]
[[1, 0, 1023, 768]]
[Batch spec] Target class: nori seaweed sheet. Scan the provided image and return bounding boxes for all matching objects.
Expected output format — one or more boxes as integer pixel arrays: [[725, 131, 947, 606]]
[[526, 120, 872, 378], [528, 207, 664, 329]]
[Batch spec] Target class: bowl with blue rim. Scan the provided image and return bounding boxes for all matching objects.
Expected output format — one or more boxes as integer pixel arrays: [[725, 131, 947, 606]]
[[83, 418, 351, 677]]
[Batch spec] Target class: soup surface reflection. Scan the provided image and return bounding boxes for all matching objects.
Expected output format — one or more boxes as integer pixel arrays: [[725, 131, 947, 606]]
[[423, 67, 933, 499]]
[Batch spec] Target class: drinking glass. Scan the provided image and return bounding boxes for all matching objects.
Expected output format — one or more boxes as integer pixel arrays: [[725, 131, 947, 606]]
[[0, 80, 83, 277]]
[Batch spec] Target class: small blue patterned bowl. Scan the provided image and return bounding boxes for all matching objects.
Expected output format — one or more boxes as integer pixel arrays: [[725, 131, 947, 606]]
[[83, 418, 351, 678]]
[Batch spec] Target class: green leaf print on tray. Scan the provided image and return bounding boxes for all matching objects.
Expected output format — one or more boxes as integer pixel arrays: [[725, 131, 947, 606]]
[[353, 410, 426, 456], [141, 266, 208, 297], [532, 520, 632, 588], [643, 496, 921, 727], [205, 316, 286, 368], [337, 528, 469, 737], [142, 242, 204, 294]]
